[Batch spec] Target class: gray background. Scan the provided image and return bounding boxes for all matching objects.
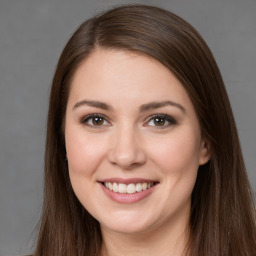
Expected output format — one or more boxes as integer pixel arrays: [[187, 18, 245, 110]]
[[0, 0, 255, 255]]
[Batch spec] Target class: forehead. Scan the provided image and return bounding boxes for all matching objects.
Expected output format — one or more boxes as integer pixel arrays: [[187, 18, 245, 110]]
[[68, 48, 193, 111]]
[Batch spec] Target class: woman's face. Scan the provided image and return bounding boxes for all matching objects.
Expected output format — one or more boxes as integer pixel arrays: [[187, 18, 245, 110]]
[[65, 49, 210, 235]]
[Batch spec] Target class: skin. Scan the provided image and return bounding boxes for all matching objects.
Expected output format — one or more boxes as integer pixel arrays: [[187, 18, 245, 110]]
[[65, 48, 210, 256]]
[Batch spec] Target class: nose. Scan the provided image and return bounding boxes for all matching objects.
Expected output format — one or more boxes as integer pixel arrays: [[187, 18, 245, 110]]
[[107, 125, 146, 169]]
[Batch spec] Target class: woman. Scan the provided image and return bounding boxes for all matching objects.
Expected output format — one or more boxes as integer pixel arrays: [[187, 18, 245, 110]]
[[33, 4, 256, 256]]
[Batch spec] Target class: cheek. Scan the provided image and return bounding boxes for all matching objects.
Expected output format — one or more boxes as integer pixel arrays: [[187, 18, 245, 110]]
[[146, 131, 201, 216], [65, 127, 108, 215], [65, 126, 106, 177], [147, 131, 201, 176]]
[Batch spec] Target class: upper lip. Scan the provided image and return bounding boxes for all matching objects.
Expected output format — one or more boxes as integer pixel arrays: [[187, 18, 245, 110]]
[[98, 177, 158, 185]]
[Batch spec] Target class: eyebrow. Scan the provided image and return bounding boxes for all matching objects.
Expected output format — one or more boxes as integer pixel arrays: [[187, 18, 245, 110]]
[[73, 99, 186, 113], [140, 100, 186, 113], [73, 100, 113, 111]]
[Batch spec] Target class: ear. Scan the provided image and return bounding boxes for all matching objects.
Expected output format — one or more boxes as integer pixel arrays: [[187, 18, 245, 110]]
[[199, 138, 211, 166]]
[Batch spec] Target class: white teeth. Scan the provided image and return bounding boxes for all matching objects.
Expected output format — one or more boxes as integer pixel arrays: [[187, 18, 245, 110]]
[[142, 183, 148, 191], [108, 182, 113, 191], [135, 183, 142, 192], [147, 182, 153, 189], [113, 183, 118, 192], [119, 183, 127, 193], [103, 182, 154, 194], [127, 184, 136, 194]]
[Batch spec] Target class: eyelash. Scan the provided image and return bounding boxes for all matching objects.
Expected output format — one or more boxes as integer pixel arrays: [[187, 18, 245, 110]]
[[80, 113, 177, 129], [145, 114, 177, 128], [81, 114, 110, 128]]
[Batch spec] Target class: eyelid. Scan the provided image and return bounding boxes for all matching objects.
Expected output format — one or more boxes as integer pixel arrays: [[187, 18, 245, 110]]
[[81, 113, 111, 127], [144, 114, 177, 128], [80, 113, 177, 129]]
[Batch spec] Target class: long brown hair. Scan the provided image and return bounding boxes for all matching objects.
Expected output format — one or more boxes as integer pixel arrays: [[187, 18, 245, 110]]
[[34, 4, 256, 256]]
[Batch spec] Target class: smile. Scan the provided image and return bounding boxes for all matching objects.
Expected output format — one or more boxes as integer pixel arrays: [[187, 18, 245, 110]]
[[103, 182, 155, 194]]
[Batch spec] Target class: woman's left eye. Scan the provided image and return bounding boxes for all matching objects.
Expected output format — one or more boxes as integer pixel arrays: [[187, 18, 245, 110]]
[[146, 114, 177, 128]]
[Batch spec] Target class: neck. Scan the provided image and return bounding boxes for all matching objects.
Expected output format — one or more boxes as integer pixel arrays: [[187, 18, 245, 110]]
[[100, 216, 190, 256]]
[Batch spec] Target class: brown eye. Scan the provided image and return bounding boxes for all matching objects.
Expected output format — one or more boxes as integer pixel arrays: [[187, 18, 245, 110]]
[[153, 117, 166, 126], [81, 114, 110, 128], [146, 114, 177, 128], [92, 116, 104, 126]]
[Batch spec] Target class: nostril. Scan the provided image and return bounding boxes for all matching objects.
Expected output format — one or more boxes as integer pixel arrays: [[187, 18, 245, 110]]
[[108, 147, 146, 167]]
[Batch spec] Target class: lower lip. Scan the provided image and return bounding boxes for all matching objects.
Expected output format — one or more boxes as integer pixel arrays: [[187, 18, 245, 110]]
[[100, 183, 157, 204]]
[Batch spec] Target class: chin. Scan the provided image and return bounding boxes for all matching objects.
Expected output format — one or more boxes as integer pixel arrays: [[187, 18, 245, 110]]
[[101, 222, 153, 235], [98, 210, 159, 235]]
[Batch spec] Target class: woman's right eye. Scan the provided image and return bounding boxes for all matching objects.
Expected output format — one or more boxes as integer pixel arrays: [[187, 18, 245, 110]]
[[81, 114, 110, 128]]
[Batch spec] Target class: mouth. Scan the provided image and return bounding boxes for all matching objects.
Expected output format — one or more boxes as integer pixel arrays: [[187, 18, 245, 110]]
[[102, 181, 156, 194], [99, 178, 159, 203]]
